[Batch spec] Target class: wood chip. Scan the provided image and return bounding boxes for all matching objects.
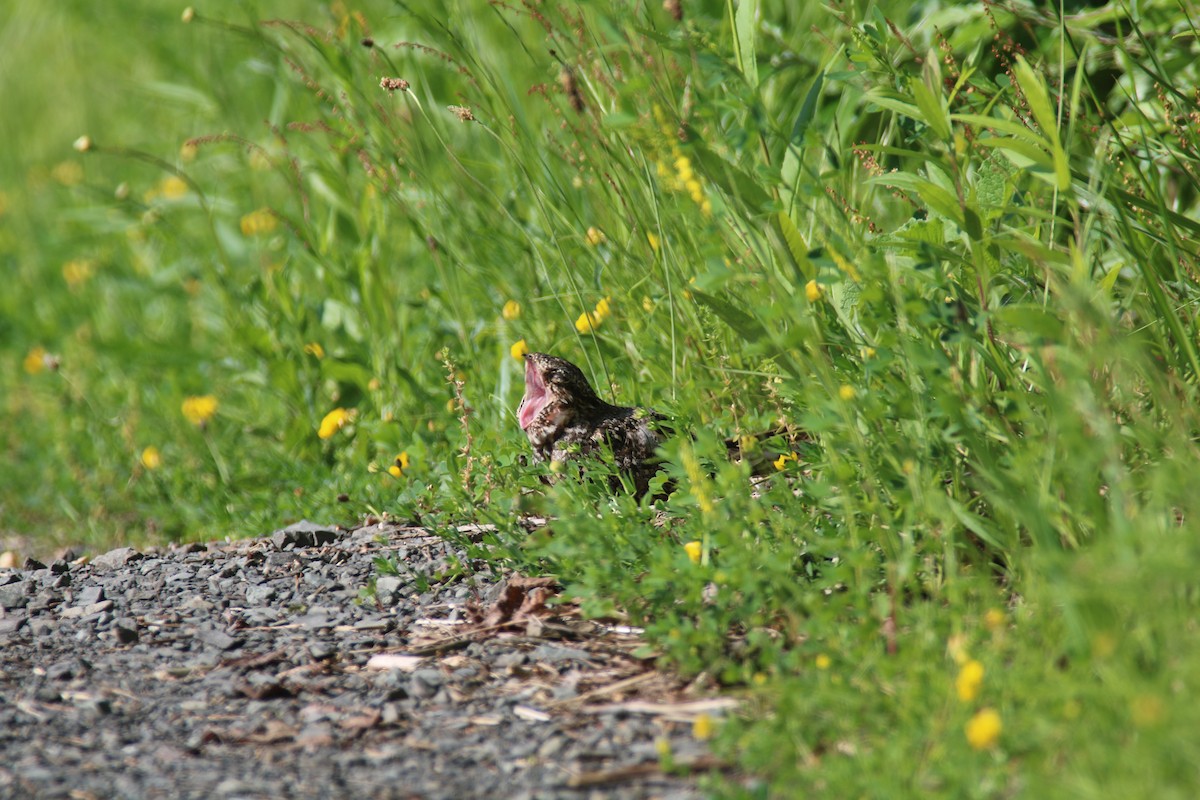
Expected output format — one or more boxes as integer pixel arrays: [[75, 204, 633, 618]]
[[581, 698, 739, 718], [512, 704, 551, 722], [365, 653, 424, 671]]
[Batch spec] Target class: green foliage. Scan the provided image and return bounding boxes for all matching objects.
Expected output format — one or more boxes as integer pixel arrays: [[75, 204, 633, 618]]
[[4, 0, 1200, 795]]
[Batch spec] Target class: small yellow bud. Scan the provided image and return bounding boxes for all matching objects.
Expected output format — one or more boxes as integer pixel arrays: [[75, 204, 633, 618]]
[[805, 280, 823, 303], [692, 713, 715, 741], [683, 541, 702, 564], [502, 300, 521, 320], [956, 659, 984, 702], [815, 653, 831, 670], [140, 447, 162, 470], [510, 339, 530, 360], [838, 384, 856, 401], [965, 708, 1002, 750]]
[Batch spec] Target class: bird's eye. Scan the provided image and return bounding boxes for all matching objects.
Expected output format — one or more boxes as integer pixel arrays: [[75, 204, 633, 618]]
[[545, 369, 562, 382]]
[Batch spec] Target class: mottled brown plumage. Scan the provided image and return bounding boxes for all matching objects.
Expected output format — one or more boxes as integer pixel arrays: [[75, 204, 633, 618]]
[[517, 353, 666, 496]]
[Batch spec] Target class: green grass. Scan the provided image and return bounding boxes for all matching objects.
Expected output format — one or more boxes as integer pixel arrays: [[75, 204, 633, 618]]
[[4, 0, 1200, 796]]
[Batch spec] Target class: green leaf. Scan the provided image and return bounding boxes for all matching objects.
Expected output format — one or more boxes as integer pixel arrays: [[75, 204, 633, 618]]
[[1011, 56, 1070, 191], [771, 212, 814, 282], [992, 305, 1065, 342], [691, 140, 773, 213], [909, 76, 950, 141], [790, 68, 826, 143], [691, 289, 768, 343], [730, 0, 759, 89]]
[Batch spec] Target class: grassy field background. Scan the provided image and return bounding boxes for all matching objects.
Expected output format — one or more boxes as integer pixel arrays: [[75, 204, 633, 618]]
[[4, 0, 1200, 796]]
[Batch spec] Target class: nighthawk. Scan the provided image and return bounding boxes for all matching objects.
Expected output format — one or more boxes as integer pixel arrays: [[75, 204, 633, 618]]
[[517, 352, 667, 496], [517, 352, 794, 497]]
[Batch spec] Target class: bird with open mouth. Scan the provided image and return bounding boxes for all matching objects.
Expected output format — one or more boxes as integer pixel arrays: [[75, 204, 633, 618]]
[[517, 352, 667, 497]]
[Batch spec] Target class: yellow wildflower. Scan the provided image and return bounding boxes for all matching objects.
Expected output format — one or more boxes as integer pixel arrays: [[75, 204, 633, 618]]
[[965, 708, 1002, 750], [240, 208, 277, 237], [1130, 694, 1164, 728], [956, 659, 984, 702], [140, 446, 162, 470], [642, 296, 654, 313], [683, 541, 702, 564], [984, 609, 1005, 631], [685, 179, 704, 204], [575, 310, 600, 334], [510, 339, 530, 360], [700, 198, 713, 216], [805, 280, 823, 303], [23, 347, 48, 375], [838, 384, 856, 401], [585, 227, 606, 246], [646, 232, 660, 252], [304, 342, 325, 359], [773, 451, 799, 471], [51, 161, 83, 186], [594, 296, 612, 320], [181, 395, 218, 427], [387, 451, 410, 478], [62, 259, 96, 288], [317, 407, 354, 439], [158, 176, 188, 199], [815, 653, 832, 670], [501, 300, 521, 321], [674, 156, 694, 182], [692, 713, 715, 741]]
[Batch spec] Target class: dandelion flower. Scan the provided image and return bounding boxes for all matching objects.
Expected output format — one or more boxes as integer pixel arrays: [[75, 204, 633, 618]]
[[141, 446, 162, 470], [510, 339, 530, 360], [239, 208, 277, 237], [182, 395, 218, 427], [158, 176, 188, 199], [805, 280, 823, 303], [317, 407, 354, 439], [692, 713, 715, 741], [956, 659, 984, 702], [684, 541, 702, 564], [23, 347, 48, 375], [965, 708, 1002, 750], [501, 300, 521, 321]]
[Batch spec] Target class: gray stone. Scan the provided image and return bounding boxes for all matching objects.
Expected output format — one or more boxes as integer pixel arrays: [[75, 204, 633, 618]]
[[194, 627, 241, 651], [375, 576, 402, 604], [91, 547, 141, 571], [114, 618, 139, 644], [531, 643, 592, 664], [76, 585, 105, 606], [0, 580, 31, 609], [245, 584, 276, 605]]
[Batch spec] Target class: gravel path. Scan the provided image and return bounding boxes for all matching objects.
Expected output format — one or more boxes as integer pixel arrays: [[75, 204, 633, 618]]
[[0, 521, 725, 799]]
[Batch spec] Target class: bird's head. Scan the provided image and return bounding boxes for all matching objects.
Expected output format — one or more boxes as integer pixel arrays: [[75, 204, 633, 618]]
[[517, 352, 601, 431]]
